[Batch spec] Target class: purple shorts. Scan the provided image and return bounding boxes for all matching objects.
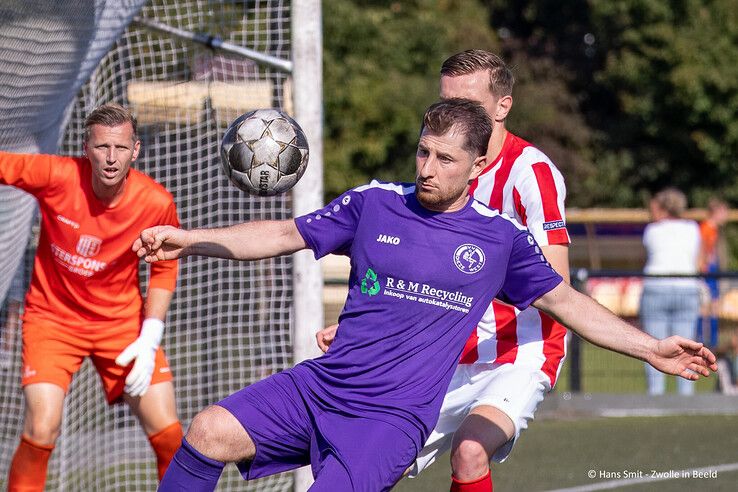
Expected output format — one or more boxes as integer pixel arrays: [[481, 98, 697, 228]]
[[217, 370, 417, 491]]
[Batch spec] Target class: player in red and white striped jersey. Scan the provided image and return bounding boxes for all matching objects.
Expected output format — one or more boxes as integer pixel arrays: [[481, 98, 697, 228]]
[[460, 132, 569, 371], [410, 50, 572, 492]]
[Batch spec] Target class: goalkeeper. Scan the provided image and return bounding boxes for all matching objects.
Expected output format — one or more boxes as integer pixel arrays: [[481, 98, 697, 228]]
[[0, 104, 183, 490], [136, 99, 716, 491]]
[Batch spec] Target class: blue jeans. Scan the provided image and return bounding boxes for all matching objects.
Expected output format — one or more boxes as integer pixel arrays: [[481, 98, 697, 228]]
[[640, 285, 701, 395]]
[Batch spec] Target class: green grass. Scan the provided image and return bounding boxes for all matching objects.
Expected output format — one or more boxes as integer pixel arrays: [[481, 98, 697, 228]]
[[2, 415, 735, 491], [395, 338, 731, 491], [0, 462, 287, 491], [395, 415, 738, 491]]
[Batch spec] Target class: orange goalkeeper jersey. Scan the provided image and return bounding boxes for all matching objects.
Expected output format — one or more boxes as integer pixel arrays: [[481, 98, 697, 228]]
[[0, 151, 179, 327]]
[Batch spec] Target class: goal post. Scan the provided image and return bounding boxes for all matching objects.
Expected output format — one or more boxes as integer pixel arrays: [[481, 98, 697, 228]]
[[292, 0, 325, 370], [291, 3, 325, 490]]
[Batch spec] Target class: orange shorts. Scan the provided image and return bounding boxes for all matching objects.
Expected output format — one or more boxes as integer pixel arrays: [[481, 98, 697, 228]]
[[21, 316, 173, 404]]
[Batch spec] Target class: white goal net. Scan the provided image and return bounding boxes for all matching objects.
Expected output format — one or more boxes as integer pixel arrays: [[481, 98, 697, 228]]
[[0, 1, 307, 490]]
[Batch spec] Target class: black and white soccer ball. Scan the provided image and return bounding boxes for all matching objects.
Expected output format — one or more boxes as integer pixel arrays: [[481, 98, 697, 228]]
[[220, 109, 309, 196]]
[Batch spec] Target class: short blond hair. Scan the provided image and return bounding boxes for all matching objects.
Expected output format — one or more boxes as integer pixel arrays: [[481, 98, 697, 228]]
[[84, 103, 138, 142], [653, 188, 687, 218], [440, 49, 515, 98]]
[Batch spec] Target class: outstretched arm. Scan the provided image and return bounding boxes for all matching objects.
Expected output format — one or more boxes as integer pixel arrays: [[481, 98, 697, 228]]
[[133, 219, 308, 262], [532, 282, 717, 380]]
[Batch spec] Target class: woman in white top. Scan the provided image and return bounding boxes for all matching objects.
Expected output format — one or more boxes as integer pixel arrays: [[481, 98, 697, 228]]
[[641, 188, 702, 395]]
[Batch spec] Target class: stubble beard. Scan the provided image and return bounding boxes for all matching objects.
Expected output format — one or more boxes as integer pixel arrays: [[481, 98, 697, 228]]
[[415, 179, 467, 212]]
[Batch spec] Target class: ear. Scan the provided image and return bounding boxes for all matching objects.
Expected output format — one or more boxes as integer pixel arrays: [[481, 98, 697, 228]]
[[131, 139, 141, 162], [495, 95, 513, 122], [469, 155, 486, 181]]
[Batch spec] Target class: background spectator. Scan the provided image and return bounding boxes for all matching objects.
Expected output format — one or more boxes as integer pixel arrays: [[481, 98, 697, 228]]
[[698, 198, 729, 348], [640, 188, 702, 396]]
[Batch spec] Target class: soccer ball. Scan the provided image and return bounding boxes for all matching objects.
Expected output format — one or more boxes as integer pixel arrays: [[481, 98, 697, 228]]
[[220, 109, 309, 196]]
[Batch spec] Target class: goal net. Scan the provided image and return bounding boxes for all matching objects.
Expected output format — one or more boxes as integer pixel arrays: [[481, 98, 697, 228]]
[[0, 1, 303, 490]]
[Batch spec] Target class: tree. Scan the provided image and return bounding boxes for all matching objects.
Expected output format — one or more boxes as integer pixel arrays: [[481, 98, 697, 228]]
[[322, 0, 503, 199], [590, 0, 738, 205], [323, 1, 738, 208]]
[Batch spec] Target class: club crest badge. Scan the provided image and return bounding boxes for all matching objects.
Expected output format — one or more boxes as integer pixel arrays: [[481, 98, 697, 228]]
[[453, 244, 485, 274], [76, 235, 102, 257]]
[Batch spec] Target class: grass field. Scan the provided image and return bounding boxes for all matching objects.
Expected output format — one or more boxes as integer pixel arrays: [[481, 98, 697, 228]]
[[5, 416, 733, 491], [395, 338, 736, 491], [395, 415, 738, 491]]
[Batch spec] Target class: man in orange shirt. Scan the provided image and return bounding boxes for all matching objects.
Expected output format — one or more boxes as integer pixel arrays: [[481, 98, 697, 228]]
[[0, 104, 183, 490], [699, 198, 729, 347]]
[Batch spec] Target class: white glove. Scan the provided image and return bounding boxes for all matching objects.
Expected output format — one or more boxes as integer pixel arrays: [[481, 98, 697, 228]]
[[115, 318, 164, 397]]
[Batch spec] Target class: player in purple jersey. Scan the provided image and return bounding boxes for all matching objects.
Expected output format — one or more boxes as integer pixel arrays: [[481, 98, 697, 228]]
[[135, 99, 717, 492]]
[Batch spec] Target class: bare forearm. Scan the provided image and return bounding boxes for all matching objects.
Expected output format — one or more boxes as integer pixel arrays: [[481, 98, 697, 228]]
[[533, 283, 657, 362], [184, 220, 307, 260], [144, 287, 174, 321]]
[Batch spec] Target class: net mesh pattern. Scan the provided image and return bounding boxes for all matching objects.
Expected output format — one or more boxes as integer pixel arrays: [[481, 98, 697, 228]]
[[0, 1, 295, 490]]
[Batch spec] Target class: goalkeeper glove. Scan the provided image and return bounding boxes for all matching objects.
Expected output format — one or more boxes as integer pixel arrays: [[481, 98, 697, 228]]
[[115, 318, 164, 397]]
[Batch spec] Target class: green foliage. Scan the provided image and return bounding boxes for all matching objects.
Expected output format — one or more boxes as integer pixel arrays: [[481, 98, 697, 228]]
[[322, 0, 500, 199], [322, 0, 738, 208], [589, 0, 738, 205]]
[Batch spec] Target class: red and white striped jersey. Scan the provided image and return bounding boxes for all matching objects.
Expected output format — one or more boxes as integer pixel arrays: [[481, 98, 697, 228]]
[[460, 132, 569, 387]]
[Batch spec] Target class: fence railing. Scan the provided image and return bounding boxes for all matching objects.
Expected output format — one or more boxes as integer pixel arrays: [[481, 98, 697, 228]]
[[568, 269, 738, 394]]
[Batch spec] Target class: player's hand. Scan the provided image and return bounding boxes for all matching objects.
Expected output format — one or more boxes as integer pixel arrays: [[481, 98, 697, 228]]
[[115, 318, 164, 397], [647, 336, 718, 380], [133, 225, 191, 263], [316, 324, 339, 353]]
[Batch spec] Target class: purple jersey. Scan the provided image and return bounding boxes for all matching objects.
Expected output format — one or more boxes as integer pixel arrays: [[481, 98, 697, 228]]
[[293, 180, 562, 449]]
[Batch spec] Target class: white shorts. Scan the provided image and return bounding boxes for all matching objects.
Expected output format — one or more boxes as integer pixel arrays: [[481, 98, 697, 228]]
[[409, 363, 550, 477]]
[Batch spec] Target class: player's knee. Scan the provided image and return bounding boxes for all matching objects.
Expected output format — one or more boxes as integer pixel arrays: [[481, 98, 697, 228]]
[[450, 439, 490, 479], [24, 418, 61, 446], [185, 405, 253, 463], [185, 407, 226, 454]]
